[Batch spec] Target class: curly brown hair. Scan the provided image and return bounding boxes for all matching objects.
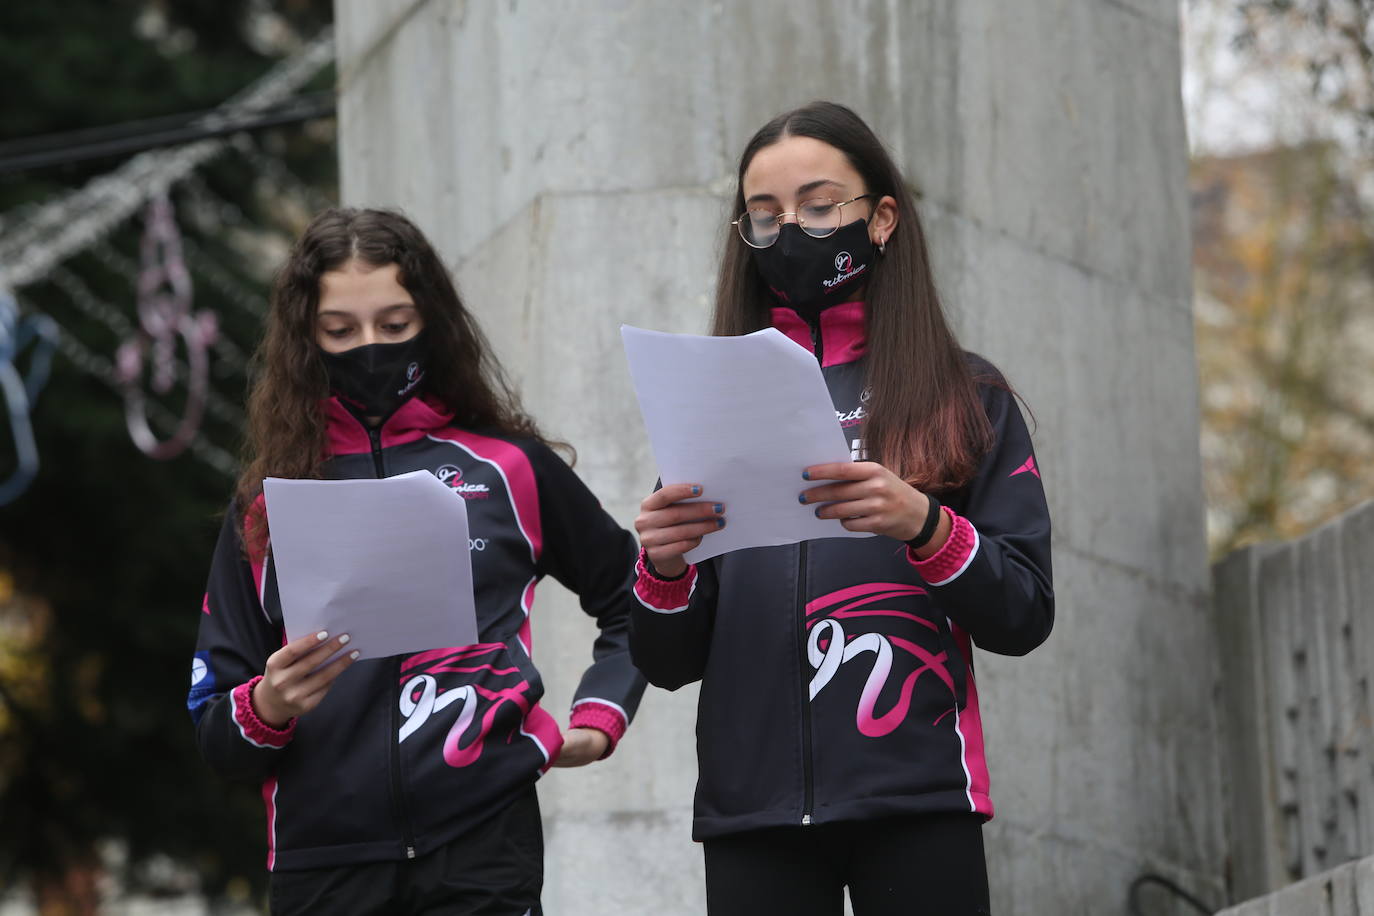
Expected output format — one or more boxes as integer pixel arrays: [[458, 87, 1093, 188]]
[[234, 207, 549, 556]]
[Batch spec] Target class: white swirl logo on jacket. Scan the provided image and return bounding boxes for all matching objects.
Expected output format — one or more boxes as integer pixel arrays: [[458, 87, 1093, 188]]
[[805, 583, 960, 736]]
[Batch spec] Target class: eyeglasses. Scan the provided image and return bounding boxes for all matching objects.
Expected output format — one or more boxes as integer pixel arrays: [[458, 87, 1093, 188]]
[[732, 195, 874, 249]]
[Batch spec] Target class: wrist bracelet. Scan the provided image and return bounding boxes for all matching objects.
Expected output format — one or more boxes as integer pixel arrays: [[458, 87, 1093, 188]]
[[906, 494, 943, 550], [643, 551, 688, 582]]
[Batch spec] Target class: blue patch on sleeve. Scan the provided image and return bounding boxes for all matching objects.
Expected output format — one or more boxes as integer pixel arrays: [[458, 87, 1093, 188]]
[[187, 650, 218, 725]]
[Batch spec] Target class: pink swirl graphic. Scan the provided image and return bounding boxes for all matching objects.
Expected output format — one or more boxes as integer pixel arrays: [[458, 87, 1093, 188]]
[[806, 583, 957, 735], [442, 682, 532, 768]]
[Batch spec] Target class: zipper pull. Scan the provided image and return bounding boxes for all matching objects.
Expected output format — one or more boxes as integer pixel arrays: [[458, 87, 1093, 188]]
[[368, 427, 385, 477], [406, 845, 416, 859], [801, 814, 812, 826], [807, 320, 825, 365]]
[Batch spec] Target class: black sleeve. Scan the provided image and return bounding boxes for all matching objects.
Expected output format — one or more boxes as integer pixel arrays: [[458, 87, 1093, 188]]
[[188, 507, 294, 783], [527, 444, 647, 726], [623, 477, 721, 690], [925, 378, 1055, 656], [628, 553, 720, 690]]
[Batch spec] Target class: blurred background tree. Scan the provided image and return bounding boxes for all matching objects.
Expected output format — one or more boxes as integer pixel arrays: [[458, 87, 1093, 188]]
[[0, 1, 335, 912], [1185, 0, 1374, 556]]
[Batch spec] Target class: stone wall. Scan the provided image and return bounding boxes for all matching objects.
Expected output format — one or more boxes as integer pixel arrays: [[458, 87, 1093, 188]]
[[1217, 855, 1374, 916]]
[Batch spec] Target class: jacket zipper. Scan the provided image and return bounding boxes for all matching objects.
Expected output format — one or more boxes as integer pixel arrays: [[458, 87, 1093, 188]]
[[797, 540, 815, 826], [391, 657, 417, 859], [368, 424, 417, 859], [367, 426, 386, 478], [800, 312, 824, 826]]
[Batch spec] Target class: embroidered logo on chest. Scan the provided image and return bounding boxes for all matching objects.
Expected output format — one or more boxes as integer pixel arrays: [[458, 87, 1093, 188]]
[[435, 464, 492, 499]]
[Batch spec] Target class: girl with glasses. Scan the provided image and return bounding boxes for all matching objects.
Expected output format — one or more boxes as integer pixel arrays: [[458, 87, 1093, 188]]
[[187, 208, 645, 915], [630, 101, 1053, 915]]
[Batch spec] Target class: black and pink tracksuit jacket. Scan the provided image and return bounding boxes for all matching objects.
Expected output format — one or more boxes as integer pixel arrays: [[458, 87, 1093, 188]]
[[188, 394, 645, 871], [629, 302, 1054, 841]]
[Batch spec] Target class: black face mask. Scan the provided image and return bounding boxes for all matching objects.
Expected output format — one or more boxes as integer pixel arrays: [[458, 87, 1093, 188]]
[[751, 218, 875, 314], [320, 333, 427, 419]]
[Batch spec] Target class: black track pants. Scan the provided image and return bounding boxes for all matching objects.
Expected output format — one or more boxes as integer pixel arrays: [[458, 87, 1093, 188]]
[[703, 812, 991, 916], [269, 787, 543, 916]]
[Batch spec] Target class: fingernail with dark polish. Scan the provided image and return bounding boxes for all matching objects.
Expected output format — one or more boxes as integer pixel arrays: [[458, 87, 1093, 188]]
[[716, 518, 726, 528], [801, 470, 811, 480], [814, 506, 823, 518], [797, 493, 807, 504], [713, 503, 724, 514], [691, 485, 701, 496]]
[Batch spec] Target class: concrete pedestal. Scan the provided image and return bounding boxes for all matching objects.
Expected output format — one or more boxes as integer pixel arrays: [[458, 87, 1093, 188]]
[[335, 3, 1220, 911]]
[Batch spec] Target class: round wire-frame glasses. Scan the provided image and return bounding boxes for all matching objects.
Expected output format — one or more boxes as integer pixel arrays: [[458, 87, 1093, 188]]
[[731, 194, 874, 249]]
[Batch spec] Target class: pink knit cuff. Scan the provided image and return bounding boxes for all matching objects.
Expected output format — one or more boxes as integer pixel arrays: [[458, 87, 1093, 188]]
[[570, 700, 629, 759], [231, 676, 296, 748], [633, 550, 698, 613], [908, 508, 980, 586]]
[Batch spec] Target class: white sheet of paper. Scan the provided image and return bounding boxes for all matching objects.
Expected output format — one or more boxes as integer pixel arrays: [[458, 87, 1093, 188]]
[[621, 324, 873, 562], [262, 470, 479, 660]]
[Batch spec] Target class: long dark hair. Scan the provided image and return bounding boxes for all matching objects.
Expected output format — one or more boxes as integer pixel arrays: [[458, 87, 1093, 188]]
[[713, 101, 993, 491], [235, 207, 549, 553]]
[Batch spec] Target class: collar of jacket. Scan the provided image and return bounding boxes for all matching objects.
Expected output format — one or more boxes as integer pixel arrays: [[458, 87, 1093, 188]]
[[770, 301, 867, 367], [323, 393, 456, 456]]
